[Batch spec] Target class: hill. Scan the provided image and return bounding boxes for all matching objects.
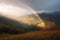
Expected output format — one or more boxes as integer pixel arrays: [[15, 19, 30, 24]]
[[25, 11, 60, 29], [0, 30, 60, 40], [38, 12, 60, 29], [38, 12, 60, 25], [0, 12, 60, 40], [0, 16, 25, 34], [0, 16, 42, 34]]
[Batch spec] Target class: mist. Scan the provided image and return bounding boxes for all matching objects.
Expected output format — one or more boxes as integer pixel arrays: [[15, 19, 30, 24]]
[[0, 0, 60, 12], [0, 0, 60, 23], [21, 0, 60, 11]]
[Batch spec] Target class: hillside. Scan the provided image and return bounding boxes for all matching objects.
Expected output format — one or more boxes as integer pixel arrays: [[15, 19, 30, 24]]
[[0, 16, 25, 34], [24, 11, 60, 29], [38, 12, 60, 29], [0, 16, 42, 34], [0, 12, 60, 40], [38, 12, 60, 25], [0, 30, 60, 40]]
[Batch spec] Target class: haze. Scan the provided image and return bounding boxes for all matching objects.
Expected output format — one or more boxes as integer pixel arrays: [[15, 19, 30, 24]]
[[0, 0, 60, 24]]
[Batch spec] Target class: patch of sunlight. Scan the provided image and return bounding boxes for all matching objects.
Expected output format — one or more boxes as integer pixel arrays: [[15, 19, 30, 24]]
[[37, 22, 45, 28]]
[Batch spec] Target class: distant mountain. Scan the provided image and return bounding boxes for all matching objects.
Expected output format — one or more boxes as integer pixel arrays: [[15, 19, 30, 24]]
[[0, 16, 41, 34], [0, 11, 60, 34], [38, 12, 60, 25], [25, 11, 60, 29], [37, 12, 60, 29]]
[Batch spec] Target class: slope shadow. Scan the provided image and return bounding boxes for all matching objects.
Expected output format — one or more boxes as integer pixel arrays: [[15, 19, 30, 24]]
[[0, 16, 42, 34]]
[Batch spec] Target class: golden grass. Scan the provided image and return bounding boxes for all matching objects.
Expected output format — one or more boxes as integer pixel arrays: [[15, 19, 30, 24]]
[[0, 30, 60, 40]]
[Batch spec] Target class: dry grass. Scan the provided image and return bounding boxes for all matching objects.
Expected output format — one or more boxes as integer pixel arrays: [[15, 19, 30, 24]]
[[0, 30, 60, 40]]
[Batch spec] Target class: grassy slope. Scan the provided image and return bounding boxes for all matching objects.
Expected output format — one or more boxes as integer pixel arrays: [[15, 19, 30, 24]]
[[0, 30, 60, 40], [0, 16, 42, 34]]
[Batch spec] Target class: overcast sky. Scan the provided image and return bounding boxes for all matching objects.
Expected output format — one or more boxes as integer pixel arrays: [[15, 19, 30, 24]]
[[0, 0, 60, 11], [0, 0, 60, 22]]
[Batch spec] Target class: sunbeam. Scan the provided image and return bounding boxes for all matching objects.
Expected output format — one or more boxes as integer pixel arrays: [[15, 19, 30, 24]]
[[0, 3, 45, 28]]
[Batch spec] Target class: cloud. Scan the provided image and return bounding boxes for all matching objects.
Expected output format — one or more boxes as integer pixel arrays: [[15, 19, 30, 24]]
[[18, 0, 60, 11], [0, 0, 60, 11], [30, 0, 60, 11]]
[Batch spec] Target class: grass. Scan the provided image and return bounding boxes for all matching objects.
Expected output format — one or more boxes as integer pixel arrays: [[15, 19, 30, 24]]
[[0, 16, 60, 40], [0, 30, 60, 40]]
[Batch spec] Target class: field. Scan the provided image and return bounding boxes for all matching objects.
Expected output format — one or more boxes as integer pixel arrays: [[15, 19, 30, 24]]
[[0, 30, 60, 40]]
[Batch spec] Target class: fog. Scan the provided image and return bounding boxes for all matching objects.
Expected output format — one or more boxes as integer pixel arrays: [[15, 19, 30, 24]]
[[0, 0, 60, 11], [0, 0, 60, 21]]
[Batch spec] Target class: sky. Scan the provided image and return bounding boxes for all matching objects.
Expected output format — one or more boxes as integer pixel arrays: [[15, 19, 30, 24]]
[[0, 0, 60, 11], [20, 0, 60, 11], [0, 0, 60, 26], [0, 0, 60, 18], [0, 0, 36, 16]]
